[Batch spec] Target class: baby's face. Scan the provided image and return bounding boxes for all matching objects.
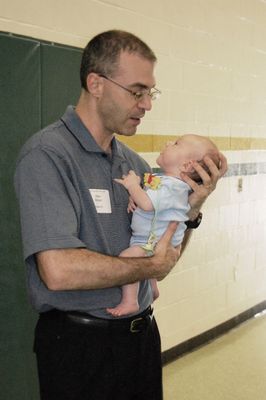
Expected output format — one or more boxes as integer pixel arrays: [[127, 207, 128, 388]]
[[156, 135, 204, 171]]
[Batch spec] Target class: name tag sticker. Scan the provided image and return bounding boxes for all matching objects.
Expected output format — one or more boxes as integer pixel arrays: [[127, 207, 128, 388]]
[[89, 189, 112, 213]]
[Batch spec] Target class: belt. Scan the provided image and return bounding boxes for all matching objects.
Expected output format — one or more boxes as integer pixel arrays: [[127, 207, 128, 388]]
[[41, 307, 154, 334]]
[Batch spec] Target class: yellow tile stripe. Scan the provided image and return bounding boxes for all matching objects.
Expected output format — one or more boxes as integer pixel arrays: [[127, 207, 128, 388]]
[[117, 135, 266, 152]]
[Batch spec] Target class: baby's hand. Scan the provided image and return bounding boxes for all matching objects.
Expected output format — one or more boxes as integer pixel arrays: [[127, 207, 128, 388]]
[[127, 196, 137, 213], [114, 170, 141, 190]]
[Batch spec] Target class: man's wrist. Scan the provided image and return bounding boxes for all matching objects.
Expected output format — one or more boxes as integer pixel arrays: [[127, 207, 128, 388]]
[[185, 212, 203, 229], [187, 207, 201, 221]]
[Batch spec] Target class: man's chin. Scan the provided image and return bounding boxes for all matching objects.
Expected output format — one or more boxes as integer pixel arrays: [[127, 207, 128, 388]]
[[116, 128, 138, 137]]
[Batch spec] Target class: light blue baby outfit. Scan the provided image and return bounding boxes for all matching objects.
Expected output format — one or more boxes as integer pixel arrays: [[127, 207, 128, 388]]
[[130, 175, 191, 250]]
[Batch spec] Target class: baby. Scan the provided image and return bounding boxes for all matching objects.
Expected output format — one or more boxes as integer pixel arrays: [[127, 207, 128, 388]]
[[107, 134, 220, 317]]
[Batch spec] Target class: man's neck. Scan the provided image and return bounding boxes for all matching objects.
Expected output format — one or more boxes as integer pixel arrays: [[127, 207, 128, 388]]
[[75, 93, 114, 153]]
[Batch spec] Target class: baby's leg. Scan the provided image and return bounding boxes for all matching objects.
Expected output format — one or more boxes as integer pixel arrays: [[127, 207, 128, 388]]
[[119, 246, 147, 258], [150, 278, 160, 301], [128, 248, 160, 302], [106, 246, 146, 317], [106, 282, 140, 317]]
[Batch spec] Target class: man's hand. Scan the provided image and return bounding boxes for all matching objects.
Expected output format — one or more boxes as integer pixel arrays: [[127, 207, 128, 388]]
[[151, 221, 181, 281], [181, 152, 227, 219]]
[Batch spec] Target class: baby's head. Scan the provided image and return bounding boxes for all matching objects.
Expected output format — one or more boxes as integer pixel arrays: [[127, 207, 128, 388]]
[[156, 134, 220, 182]]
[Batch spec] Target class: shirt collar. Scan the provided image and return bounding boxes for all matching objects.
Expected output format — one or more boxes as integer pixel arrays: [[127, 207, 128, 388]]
[[61, 105, 126, 161]]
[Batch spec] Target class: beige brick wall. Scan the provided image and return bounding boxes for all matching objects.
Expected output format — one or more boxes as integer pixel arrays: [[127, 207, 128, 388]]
[[154, 166, 266, 350], [1, 0, 266, 352]]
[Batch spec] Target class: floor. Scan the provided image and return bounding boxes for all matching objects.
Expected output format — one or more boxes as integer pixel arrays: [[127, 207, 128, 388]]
[[163, 312, 266, 400]]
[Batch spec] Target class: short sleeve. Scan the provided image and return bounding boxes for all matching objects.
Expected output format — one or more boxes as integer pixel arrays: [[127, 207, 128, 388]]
[[14, 148, 85, 260], [146, 179, 190, 222]]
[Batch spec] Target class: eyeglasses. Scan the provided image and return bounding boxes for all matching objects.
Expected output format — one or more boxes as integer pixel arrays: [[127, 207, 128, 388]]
[[99, 74, 161, 101]]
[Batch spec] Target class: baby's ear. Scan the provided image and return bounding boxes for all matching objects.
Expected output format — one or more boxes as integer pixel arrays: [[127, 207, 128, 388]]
[[181, 160, 195, 173]]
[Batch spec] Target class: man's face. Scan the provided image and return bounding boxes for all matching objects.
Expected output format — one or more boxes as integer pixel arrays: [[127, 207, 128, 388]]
[[97, 51, 156, 136]]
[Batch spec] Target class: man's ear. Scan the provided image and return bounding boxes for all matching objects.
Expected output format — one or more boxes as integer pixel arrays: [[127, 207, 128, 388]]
[[86, 73, 103, 97]]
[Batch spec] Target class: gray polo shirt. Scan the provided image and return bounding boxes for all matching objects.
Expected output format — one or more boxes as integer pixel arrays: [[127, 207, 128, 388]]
[[14, 106, 153, 318]]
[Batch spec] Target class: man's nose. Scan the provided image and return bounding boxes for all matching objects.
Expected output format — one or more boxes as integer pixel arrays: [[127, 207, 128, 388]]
[[137, 94, 153, 111]]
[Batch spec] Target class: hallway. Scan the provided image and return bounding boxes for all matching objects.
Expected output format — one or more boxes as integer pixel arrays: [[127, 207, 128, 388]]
[[163, 312, 266, 400]]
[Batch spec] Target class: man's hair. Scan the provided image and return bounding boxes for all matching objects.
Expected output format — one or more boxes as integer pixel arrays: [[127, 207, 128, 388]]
[[80, 30, 157, 91]]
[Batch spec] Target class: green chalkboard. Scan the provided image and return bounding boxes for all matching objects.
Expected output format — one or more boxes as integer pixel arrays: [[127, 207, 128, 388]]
[[0, 32, 82, 400]]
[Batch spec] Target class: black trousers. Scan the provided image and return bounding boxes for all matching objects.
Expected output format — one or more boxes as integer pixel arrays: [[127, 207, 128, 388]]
[[34, 310, 163, 400]]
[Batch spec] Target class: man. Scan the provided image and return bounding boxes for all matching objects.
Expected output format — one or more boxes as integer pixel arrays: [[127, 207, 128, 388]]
[[14, 30, 227, 400]]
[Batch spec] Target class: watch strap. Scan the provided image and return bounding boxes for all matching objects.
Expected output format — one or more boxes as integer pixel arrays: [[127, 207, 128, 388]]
[[185, 212, 202, 229]]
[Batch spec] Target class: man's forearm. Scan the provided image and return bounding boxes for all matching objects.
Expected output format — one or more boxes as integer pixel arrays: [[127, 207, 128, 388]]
[[37, 248, 154, 291], [179, 229, 193, 257], [37, 245, 178, 291], [187, 207, 201, 221], [37, 222, 181, 291]]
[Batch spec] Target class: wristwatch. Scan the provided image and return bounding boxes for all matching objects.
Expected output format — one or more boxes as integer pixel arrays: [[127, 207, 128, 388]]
[[185, 212, 202, 229]]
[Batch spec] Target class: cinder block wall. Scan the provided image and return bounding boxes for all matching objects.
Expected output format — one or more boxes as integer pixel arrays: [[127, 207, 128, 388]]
[[1, 0, 266, 352]]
